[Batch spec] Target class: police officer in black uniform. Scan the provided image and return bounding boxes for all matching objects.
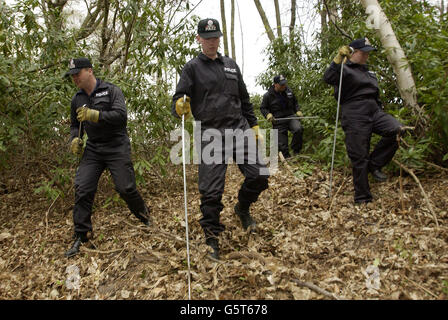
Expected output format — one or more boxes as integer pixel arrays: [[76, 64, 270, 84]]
[[65, 58, 150, 257], [172, 19, 269, 260], [260, 75, 304, 158], [323, 38, 405, 204]]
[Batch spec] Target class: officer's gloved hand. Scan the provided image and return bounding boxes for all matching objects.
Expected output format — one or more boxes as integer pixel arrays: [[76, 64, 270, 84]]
[[296, 111, 303, 117], [266, 113, 276, 124], [175, 96, 191, 116], [76, 106, 99, 123], [251, 125, 264, 146], [333, 46, 351, 64], [70, 138, 83, 155]]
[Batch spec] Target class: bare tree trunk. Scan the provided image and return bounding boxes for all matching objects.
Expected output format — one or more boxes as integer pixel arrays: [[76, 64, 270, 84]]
[[274, 0, 282, 38], [253, 0, 275, 42], [289, 0, 296, 43], [154, 0, 164, 81], [236, 0, 244, 73], [320, 0, 328, 49], [320, 0, 327, 32], [121, 4, 138, 71], [231, 0, 236, 60], [100, 0, 110, 69], [220, 0, 229, 56], [361, 0, 423, 116]]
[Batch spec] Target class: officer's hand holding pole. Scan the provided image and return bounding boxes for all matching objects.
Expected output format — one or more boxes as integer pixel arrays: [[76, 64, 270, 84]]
[[251, 125, 264, 147], [175, 95, 191, 117], [266, 113, 276, 124], [76, 105, 99, 123], [296, 111, 303, 117], [333, 46, 352, 64], [70, 138, 83, 155]]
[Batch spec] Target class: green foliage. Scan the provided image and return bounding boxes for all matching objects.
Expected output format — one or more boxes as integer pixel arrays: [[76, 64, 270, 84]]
[[293, 161, 315, 180], [133, 158, 152, 186], [102, 193, 125, 209], [0, 1, 199, 202], [34, 180, 60, 201], [443, 280, 448, 295]]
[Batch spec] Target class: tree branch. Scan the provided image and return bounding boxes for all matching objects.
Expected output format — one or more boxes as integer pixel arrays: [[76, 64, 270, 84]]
[[322, 0, 352, 40], [253, 0, 275, 42], [393, 159, 439, 227], [291, 279, 342, 300]]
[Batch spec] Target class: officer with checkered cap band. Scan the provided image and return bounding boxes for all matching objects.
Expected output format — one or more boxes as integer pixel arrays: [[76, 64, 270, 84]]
[[171, 18, 269, 260], [64, 57, 151, 257], [323, 37, 406, 204]]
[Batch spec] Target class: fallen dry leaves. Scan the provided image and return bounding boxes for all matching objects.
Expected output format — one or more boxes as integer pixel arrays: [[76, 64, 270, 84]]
[[0, 159, 447, 300]]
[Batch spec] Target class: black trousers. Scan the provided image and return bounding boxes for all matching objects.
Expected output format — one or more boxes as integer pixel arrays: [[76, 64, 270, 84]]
[[274, 118, 303, 158], [341, 99, 402, 203], [197, 129, 269, 239], [73, 140, 146, 233]]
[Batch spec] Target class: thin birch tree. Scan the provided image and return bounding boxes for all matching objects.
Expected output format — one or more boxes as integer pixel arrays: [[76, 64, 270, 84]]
[[361, 0, 423, 117]]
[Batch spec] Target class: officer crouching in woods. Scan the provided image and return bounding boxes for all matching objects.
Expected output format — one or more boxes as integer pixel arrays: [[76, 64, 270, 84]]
[[65, 58, 151, 257], [172, 18, 269, 260], [260, 75, 304, 158], [323, 38, 406, 204]]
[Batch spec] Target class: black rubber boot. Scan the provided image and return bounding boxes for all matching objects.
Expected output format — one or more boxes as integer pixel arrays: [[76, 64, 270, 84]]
[[372, 169, 387, 182], [133, 206, 151, 226], [65, 232, 88, 258], [234, 202, 256, 233], [206, 238, 220, 260]]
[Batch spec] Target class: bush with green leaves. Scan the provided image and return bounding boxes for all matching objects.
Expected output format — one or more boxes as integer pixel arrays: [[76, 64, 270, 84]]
[[257, 0, 447, 170], [0, 0, 200, 203]]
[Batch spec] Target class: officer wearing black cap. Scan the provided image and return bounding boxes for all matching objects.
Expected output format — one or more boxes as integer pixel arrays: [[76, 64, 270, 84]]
[[64, 57, 150, 257], [260, 74, 304, 158], [323, 38, 404, 204], [172, 18, 269, 260]]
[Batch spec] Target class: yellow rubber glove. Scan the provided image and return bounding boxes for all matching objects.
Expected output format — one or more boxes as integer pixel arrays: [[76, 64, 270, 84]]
[[296, 111, 303, 117], [251, 125, 264, 146], [333, 45, 351, 64], [76, 106, 99, 123], [175, 96, 191, 116], [266, 113, 275, 123], [70, 138, 83, 155]]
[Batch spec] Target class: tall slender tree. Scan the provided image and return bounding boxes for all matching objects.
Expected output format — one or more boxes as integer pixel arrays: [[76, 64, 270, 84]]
[[253, 0, 298, 43], [253, 0, 275, 41], [274, 0, 282, 38], [289, 0, 297, 43], [220, 0, 229, 56], [231, 0, 236, 60]]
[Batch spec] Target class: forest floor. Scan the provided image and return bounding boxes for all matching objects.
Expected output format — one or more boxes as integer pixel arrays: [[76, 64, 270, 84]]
[[1, 157, 447, 300]]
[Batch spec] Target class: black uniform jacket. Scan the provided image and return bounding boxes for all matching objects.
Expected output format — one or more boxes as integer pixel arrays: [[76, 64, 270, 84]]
[[323, 60, 382, 108], [172, 52, 257, 131], [70, 79, 129, 147], [260, 85, 300, 119]]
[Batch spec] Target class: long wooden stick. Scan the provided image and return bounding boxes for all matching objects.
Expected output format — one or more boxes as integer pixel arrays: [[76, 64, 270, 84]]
[[403, 276, 438, 298], [291, 279, 342, 300], [423, 160, 448, 173], [393, 160, 439, 227]]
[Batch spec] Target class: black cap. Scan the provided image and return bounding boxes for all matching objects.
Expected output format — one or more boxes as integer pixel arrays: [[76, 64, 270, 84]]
[[349, 37, 377, 52], [65, 58, 92, 76], [273, 74, 287, 85], [197, 18, 223, 39]]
